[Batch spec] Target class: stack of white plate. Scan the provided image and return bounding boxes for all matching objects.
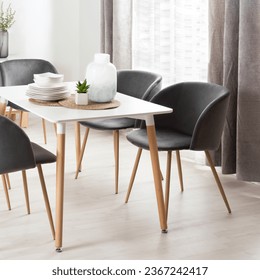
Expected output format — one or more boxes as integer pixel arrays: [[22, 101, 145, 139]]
[[26, 72, 70, 101]]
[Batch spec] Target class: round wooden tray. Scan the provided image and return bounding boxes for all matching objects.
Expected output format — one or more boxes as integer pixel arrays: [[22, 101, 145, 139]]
[[29, 95, 120, 110], [59, 96, 120, 110]]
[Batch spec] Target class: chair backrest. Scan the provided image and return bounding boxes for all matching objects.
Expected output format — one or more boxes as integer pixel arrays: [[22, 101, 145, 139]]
[[0, 59, 58, 86], [151, 82, 230, 151], [0, 115, 35, 174], [117, 70, 162, 101]]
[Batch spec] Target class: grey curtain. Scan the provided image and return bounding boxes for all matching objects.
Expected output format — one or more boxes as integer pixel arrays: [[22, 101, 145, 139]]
[[208, 0, 260, 182], [100, 0, 132, 69]]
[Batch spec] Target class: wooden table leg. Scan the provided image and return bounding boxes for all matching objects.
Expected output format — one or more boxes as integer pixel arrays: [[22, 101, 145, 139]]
[[55, 123, 66, 252], [75, 122, 81, 172], [145, 116, 168, 232]]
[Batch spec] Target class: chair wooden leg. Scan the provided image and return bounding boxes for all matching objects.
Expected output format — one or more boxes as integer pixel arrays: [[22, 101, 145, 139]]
[[75, 127, 90, 179], [20, 111, 29, 128], [19, 111, 23, 127], [175, 150, 184, 192], [113, 130, 119, 194], [21, 170, 30, 214], [5, 173, 11, 189], [7, 107, 13, 118], [165, 151, 172, 221], [1, 174, 11, 210], [0, 101, 7, 116], [42, 119, 47, 144], [37, 164, 55, 240], [160, 169, 164, 181], [125, 148, 143, 203], [205, 150, 231, 213]]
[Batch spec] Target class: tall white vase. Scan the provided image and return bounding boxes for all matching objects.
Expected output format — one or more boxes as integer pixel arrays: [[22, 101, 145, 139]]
[[0, 30, 8, 58], [86, 53, 117, 103]]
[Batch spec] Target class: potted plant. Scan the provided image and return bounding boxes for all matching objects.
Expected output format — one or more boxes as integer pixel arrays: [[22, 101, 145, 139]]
[[75, 79, 90, 105], [0, 2, 15, 58]]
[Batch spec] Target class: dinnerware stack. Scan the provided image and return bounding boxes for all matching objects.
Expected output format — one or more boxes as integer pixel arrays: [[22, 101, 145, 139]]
[[26, 72, 70, 101]]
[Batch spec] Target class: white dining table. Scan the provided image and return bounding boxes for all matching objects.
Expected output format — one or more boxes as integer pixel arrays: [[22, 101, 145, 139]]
[[0, 82, 172, 251]]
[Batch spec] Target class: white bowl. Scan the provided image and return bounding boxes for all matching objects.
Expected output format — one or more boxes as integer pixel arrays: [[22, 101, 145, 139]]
[[34, 72, 64, 87]]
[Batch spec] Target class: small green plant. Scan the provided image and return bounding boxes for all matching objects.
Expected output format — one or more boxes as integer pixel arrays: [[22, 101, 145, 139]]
[[0, 2, 16, 31], [76, 79, 90, 93]]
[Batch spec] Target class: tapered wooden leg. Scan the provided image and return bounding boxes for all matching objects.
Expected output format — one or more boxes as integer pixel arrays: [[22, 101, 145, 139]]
[[75, 122, 81, 172], [165, 151, 172, 221], [55, 123, 66, 251], [19, 111, 23, 127], [75, 127, 90, 179], [42, 119, 47, 144], [7, 107, 13, 118], [146, 117, 167, 232], [5, 174, 11, 189], [113, 130, 119, 194], [37, 164, 55, 240], [1, 174, 11, 210], [22, 170, 30, 214], [175, 150, 184, 192], [0, 103, 9, 207], [20, 111, 29, 128], [160, 169, 164, 181], [125, 148, 143, 203], [205, 150, 231, 213], [0, 101, 7, 116]]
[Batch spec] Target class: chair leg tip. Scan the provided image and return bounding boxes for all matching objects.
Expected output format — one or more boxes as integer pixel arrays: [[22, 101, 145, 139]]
[[56, 247, 63, 253], [161, 229, 168, 234]]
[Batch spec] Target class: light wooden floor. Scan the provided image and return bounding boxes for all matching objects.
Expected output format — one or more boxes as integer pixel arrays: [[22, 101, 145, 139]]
[[1, 115, 260, 260]]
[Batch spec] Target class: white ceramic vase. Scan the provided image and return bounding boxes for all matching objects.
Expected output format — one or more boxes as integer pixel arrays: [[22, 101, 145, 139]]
[[86, 53, 117, 103], [75, 92, 88, 105], [0, 30, 8, 58]]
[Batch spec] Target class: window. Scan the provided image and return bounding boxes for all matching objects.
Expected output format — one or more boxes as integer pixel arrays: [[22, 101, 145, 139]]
[[132, 0, 208, 86]]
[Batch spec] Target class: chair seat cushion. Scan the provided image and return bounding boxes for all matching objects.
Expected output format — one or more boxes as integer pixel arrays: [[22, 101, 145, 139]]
[[126, 129, 192, 151], [80, 118, 135, 130], [31, 143, 56, 164]]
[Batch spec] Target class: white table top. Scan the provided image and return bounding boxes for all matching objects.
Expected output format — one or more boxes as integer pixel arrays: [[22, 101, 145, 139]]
[[0, 82, 172, 123]]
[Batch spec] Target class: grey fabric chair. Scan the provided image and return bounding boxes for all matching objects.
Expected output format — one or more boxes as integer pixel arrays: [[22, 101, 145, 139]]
[[0, 59, 58, 144], [0, 115, 56, 239], [125, 82, 231, 220], [75, 70, 163, 194]]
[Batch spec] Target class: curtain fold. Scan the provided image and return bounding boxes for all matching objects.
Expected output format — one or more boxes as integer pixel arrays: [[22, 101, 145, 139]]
[[208, 0, 260, 182], [100, 0, 132, 69]]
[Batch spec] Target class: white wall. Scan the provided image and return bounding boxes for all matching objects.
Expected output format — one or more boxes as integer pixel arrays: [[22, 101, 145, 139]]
[[79, 0, 101, 79], [8, 0, 100, 81]]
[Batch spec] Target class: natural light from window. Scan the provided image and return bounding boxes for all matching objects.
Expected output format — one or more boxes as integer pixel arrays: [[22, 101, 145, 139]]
[[132, 0, 208, 87]]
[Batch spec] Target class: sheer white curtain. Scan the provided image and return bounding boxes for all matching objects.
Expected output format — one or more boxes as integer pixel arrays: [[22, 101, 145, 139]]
[[132, 0, 208, 86]]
